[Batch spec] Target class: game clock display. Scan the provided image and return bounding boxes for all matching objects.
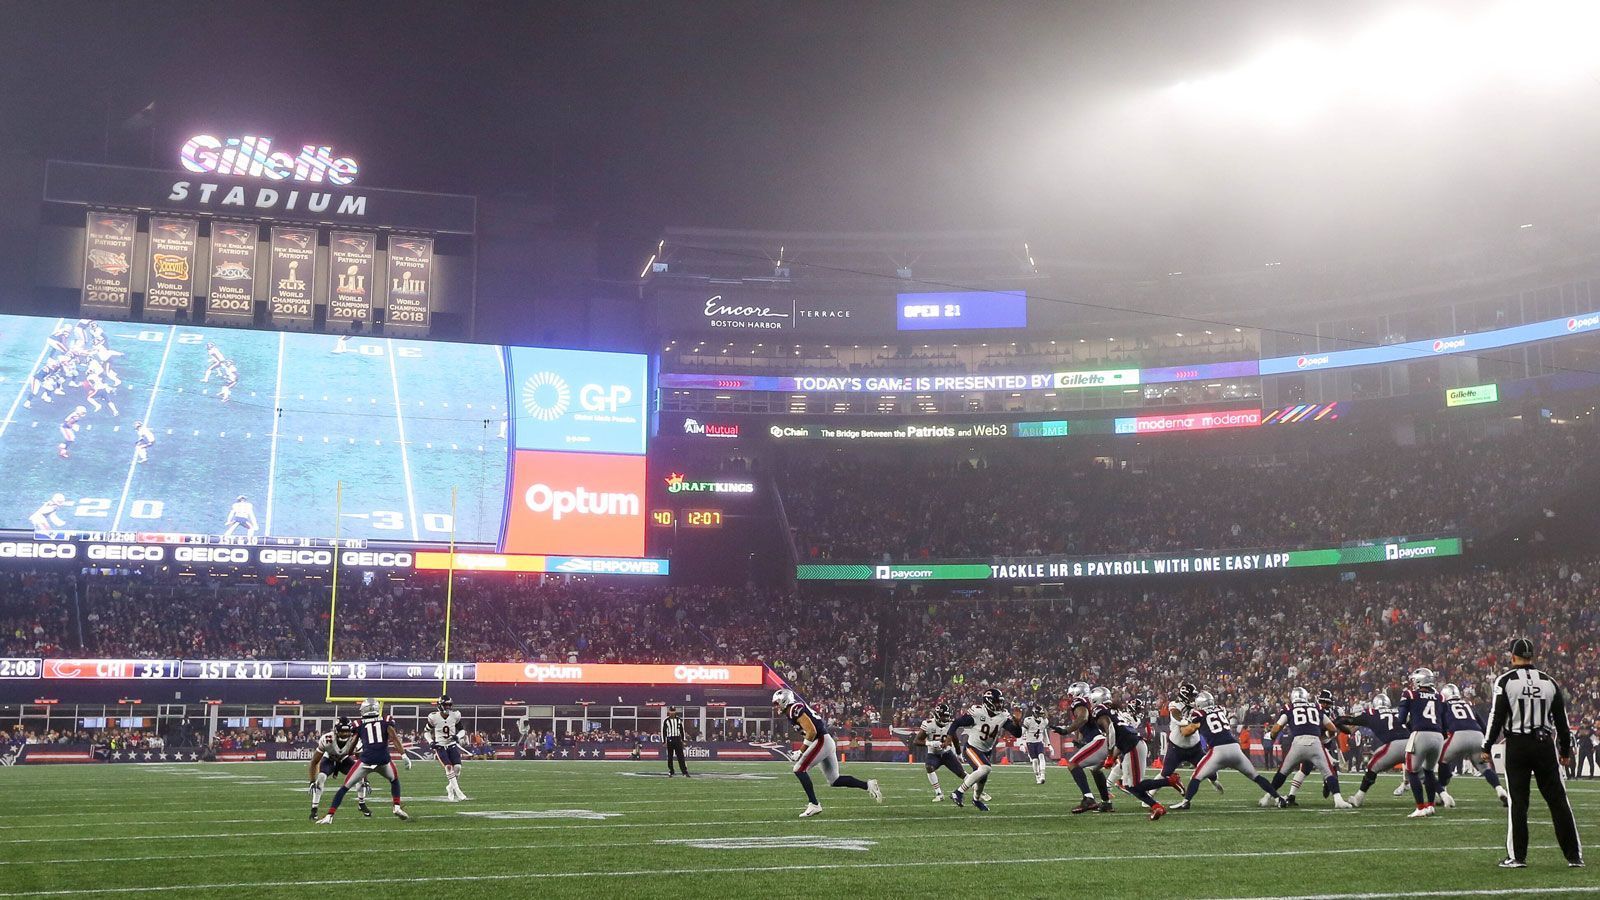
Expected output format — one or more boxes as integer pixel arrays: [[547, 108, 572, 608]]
[[0, 658, 42, 679], [682, 509, 724, 528]]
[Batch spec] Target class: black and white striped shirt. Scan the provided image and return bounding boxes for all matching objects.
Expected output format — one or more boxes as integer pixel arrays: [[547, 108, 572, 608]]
[[1484, 665, 1572, 757], [662, 715, 684, 740]]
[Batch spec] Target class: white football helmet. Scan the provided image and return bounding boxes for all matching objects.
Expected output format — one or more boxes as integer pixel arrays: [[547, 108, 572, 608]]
[[358, 697, 381, 718], [1410, 667, 1435, 688], [1067, 681, 1091, 699], [1088, 686, 1112, 705], [1372, 692, 1393, 711], [1191, 690, 1216, 708], [1439, 683, 1461, 701], [1290, 686, 1311, 704], [771, 688, 797, 709]]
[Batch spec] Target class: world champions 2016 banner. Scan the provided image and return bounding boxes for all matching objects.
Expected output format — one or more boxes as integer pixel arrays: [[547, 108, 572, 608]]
[[0, 312, 649, 558]]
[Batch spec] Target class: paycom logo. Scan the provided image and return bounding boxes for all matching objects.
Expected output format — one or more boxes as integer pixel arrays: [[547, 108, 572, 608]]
[[508, 346, 648, 455]]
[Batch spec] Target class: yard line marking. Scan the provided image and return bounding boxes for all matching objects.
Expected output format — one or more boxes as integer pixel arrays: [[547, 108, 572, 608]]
[[386, 338, 419, 540], [263, 331, 285, 535], [0, 845, 1585, 896], [1232, 891, 1600, 900], [112, 326, 175, 531], [0, 317, 64, 441]]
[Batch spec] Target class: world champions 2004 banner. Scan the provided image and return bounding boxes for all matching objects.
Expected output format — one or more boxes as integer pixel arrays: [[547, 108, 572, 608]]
[[0, 312, 649, 558]]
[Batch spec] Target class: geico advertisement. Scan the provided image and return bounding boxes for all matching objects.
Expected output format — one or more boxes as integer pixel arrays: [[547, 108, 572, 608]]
[[502, 451, 646, 557], [474, 662, 764, 685], [0, 540, 412, 568], [508, 346, 648, 455]]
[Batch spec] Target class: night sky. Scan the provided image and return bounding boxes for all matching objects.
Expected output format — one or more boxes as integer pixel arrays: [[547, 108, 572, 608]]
[[3, 1, 1598, 274]]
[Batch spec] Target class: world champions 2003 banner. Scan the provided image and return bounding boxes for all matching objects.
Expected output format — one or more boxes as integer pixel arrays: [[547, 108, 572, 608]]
[[0, 312, 649, 557]]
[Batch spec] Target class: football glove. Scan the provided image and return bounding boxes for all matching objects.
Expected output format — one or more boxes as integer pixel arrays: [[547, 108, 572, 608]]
[[404, 757, 413, 771]]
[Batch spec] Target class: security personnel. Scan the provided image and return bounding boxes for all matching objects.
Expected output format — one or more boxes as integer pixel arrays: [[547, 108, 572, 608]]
[[662, 706, 690, 777], [1482, 637, 1584, 868]]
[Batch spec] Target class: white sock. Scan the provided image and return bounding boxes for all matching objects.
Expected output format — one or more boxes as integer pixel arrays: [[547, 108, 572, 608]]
[[927, 771, 940, 788], [311, 774, 326, 806], [960, 766, 989, 792]]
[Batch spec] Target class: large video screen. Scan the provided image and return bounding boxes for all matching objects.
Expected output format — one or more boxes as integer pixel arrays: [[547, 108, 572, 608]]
[[0, 313, 647, 552]]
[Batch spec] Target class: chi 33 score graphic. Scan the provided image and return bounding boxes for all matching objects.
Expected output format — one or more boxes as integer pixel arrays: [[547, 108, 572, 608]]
[[0, 312, 649, 556]]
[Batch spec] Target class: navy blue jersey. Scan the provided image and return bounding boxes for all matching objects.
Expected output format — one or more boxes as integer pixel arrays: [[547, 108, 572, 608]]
[[1187, 704, 1239, 746], [1113, 714, 1144, 753], [1072, 700, 1112, 741], [1398, 687, 1444, 734], [1344, 709, 1408, 745], [1276, 701, 1327, 739], [1441, 698, 1484, 733], [356, 715, 396, 764], [785, 701, 830, 738]]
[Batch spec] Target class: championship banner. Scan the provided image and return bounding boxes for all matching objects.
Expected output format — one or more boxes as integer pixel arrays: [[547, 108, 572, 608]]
[[204, 222, 258, 324], [474, 662, 765, 686], [268, 226, 317, 326], [327, 231, 376, 328], [384, 235, 433, 333], [143, 217, 197, 316], [81, 211, 137, 317]]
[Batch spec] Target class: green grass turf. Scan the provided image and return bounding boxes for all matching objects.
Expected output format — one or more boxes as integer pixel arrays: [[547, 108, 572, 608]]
[[2, 760, 1595, 898]]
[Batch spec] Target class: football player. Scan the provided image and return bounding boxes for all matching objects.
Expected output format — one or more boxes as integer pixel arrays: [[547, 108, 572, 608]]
[[133, 421, 156, 464], [1398, 667, 1446, 818], [773, 688, 882, 818], [1436, 682, 1510, 808], [317, 698, 411, 824], [217, 360, 239, 403], [202, 342, 227, 381], [222, 495, 258, 537], [1020, 702, 1054, 785], [945, 688, 1022, 811], [1340, 692, 1411, 807], [918, 701, 966, 802], [1128, 682, 1223, 811], [23, 358, 66, 407], [1282, 688, 1345, 804], [1105, 698, 1151, 800], [426, 694, 468, 801], [1155, 690, 1286, 818], [28, 494, 70, 534], [308, 716, 370, 820], [1266, 687, 1353, 808], [83, 369, 119, 417], [1062, 685, 1117, 814], [58, 406, 86, 459]]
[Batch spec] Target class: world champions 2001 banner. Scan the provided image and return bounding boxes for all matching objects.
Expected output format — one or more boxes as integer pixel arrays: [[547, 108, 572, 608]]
[[0, 312, 648, 557]]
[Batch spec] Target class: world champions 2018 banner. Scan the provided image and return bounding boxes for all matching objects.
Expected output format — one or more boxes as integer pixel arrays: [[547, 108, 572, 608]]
[[0, 312, 649, 557]]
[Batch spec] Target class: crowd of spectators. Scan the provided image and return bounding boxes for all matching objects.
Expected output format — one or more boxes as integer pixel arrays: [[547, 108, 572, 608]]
[[781, 427, 1586, 561]]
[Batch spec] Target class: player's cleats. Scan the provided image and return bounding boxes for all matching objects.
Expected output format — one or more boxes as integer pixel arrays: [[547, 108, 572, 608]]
[[1393, 782, 1408, 796], [867, 779, 883, 803], [1276, 796, 1289, 808], [1258, 793, 1276, 808], [1166, 773, 1183, 790], [799, 803, 822, 818], [1210, 778, 1224, 794], [1498, 858, 1526, 868], [1407, 805, 1435, 818], [1167, 799, 1190, 811], [1286, 795, 1299, 807], [931, 790, 943, 803], [1333, 796, 1354, 809], [972, 797, 989, 812], [1350, 790, 1366, 807], [951, 790, 965, 808], [1438, 790, 1455, 808], [1070, 797, 1098, 814], [358, 801, 372, 817], [1035, 775, 1045, 785], [309, 808, 318, 821], [315, 814, 334, 825], [1569, 860, 1586, 868], [979, 792, 991, 803], [1096, 802, 1114, 813], [1148, 802, 1167, 821], [393, 806, 411, 820], [1497, 788, 1510, 807]]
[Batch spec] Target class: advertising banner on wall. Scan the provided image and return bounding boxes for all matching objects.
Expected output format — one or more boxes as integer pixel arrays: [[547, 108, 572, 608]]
[[267, 226, 317, 326], [795, 537, 1463, 582], [653, 287, 892, 334], [509, 346, 649, 455], [80, 211, 137, 317], [501, 450, 646, 557], [897, 290, 1028, 330], [143, 217, 197, 316], [475, 662, 765, 686], [204, 222, 259, 324], [384, 236, 433, 333], [327, 231, 376, 328]]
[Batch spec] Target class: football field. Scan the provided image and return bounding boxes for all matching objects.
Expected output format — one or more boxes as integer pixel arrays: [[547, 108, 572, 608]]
[[0, 318, 508, 544], [2, 761, 1595, 898]]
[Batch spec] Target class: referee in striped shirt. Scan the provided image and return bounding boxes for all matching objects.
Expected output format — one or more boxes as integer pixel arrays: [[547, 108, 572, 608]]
[[1482, 637, 1584, 868]]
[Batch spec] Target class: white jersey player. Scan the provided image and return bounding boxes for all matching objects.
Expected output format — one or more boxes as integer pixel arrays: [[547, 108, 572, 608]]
[[223, 496, 258, 537], [29, 494, 70, 533], [1020, 704, 1053, 784], [133, 422, 156, 464], [946, 689, 1022, 811], [425, 695, 468, 801], [203, 342, 228, 381]]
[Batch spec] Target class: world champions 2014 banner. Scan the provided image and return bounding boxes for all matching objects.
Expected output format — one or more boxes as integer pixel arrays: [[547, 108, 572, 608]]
[[796, 537, 1463, 582], [0, 312, 649, 559]]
